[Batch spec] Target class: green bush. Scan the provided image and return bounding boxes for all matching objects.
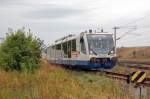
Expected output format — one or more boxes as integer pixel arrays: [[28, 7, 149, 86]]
[[0, 28, 43, 72]]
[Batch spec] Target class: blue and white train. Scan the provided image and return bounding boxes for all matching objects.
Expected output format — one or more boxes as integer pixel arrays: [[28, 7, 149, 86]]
[[46, 30, 117, 70]]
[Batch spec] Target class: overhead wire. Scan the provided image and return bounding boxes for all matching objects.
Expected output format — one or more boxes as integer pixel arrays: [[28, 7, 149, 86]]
[[116, 28, 137, 40], [119, 11, 150, 27], [115, 11, 150, 41]]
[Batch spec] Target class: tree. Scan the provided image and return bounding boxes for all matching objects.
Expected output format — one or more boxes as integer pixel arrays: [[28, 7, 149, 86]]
[[0, 28, 43, 72]]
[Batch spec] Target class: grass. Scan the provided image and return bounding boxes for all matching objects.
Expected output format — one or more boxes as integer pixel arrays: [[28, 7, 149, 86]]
[[0, 61, 133, 99]]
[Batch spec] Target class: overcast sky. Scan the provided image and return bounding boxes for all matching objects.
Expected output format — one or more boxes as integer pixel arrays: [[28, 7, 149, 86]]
[[0, 0, 150, 47]]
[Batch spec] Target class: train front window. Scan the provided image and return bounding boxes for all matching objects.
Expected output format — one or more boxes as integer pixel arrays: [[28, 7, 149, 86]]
[[87, 34, 114, 55]]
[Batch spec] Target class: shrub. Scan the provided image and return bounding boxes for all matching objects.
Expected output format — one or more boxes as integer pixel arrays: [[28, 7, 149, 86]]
[[0, 28, 43, 72]]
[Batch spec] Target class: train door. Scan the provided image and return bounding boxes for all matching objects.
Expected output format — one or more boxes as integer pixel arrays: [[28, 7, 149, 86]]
[[79, 34, 90, 60], [68, 41, 72, 58], [71, 39, 77, 58], [80, 36, 86, 54], [62, 42, 68, 58]]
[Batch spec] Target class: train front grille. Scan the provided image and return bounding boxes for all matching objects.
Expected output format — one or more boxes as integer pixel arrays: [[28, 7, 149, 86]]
[[95, 58, 110, 64]]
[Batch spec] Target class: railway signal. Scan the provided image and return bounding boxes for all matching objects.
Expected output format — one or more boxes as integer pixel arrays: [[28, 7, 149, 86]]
[[131, 71, 146, 84], [127, 70, 146, 85], [127, 71, 147, 99]]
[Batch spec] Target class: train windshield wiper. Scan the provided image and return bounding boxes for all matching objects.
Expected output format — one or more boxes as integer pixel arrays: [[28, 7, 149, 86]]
[[90, 47, 98, 55], [108, 46, 114, 55]]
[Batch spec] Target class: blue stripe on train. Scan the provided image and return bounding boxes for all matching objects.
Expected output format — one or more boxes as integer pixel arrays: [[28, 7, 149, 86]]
[[49, 59, 116, 69]]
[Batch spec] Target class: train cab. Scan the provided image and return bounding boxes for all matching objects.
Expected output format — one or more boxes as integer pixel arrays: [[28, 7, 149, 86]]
[[77, 30, 117, 69]]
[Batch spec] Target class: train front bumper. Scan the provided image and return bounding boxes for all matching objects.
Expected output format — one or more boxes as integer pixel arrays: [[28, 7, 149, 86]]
[[88, 57, 117, 69]]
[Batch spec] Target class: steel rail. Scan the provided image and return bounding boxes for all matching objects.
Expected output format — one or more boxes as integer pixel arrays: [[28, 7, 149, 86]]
[[94, 70, 150, 87], [126, 65, 150, 70], [118, 61, 150, 70], [118, 60, 150, 65]]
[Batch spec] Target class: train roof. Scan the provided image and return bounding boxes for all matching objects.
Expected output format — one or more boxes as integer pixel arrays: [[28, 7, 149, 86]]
[[0, 37, 4, 40], [0, 37, 4, 43], [83, 32, 113, 35], [51, 32, 113, 45], [54, 34, 77, 44]]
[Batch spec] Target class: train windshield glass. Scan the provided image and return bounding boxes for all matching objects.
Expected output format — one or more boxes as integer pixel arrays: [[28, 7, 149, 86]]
[[87, 34, 114, 55]]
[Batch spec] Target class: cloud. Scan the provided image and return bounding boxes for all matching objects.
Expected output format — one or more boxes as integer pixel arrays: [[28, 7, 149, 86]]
[[0, 0, 25, 6], [0, 0, 150, 46], [24, 5, 85, 20]]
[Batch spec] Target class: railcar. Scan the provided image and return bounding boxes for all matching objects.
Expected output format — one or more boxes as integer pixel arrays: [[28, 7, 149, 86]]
[[46, 30, 117, 70], [0, 37, 4, 43]]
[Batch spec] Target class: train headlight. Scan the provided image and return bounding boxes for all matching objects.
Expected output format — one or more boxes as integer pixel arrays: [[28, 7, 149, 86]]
[[90, 50, 93, 54], [110, 51, 114, 54]]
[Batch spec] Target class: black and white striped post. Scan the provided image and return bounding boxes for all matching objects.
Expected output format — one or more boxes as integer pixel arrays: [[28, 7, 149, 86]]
[[127, 70, 147, 99]]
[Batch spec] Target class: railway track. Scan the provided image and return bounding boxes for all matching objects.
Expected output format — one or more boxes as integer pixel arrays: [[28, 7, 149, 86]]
[[76, 67, 150, 87], [118, 60, 150, 70], [118, 60, 150, 65], [124, 65, 150, 70], [94, 70, 150, 87]]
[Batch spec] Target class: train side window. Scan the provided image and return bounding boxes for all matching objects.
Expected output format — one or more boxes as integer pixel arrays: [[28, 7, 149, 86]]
[[52, 46, 55, 49], [80, 37, 86, 54], [56, 44, 61, 50]]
